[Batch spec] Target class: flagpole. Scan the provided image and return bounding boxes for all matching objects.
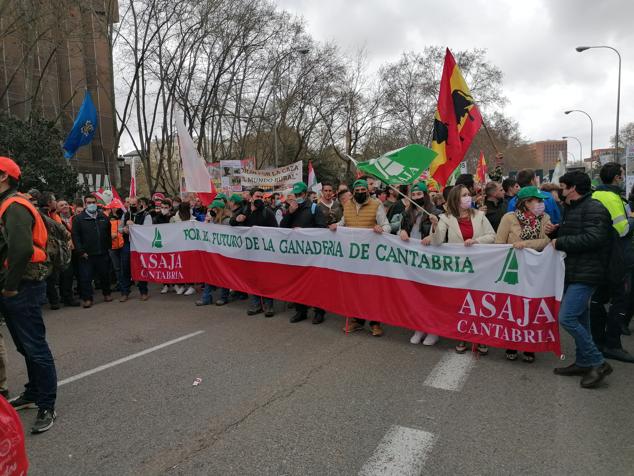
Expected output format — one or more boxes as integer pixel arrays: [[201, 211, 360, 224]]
[[343, 153, 433, 217], [481, 120, 500, 154]]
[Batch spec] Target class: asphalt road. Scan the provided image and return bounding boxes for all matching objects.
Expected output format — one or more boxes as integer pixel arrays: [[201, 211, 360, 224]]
[[4, 285, 634, 475]]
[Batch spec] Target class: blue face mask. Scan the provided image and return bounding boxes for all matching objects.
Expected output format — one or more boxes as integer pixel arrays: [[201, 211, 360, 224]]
[[274, 199, 282, 207], [86, 204, 98, 213], [296, 197, 305, 205]]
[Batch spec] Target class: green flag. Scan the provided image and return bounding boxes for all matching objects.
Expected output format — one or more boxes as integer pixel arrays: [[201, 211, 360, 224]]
[[356, 144, 437, 185]]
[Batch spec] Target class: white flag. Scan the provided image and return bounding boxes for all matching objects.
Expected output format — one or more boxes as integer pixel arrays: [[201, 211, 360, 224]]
[[176, 114, 211, 193], [551, 160, 564, 185]]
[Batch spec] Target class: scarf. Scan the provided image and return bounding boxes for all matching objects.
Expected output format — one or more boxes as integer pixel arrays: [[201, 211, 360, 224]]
[[514, 209, 542, 240]]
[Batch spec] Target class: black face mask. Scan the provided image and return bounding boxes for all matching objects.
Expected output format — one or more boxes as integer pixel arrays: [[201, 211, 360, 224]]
[[253, 199, 264, 209], [130, 206, 138, 213], [354, 192, 368, 203], [414, 198, 426, 207]]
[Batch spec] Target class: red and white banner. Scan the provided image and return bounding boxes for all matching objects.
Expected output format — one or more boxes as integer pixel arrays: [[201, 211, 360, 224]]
[[131, 223, 565, 354]]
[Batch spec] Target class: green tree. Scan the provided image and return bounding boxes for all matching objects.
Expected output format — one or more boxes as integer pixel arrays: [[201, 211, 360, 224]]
[[0, 113, 81, 197]]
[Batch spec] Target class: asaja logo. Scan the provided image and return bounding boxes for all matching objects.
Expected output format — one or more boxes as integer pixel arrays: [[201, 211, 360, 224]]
[[151, 228, 163, 249], [495, 248, 519, 285]]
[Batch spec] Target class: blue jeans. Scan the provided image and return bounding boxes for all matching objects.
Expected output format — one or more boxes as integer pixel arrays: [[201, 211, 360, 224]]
[[201, 285, 230, 305], [0, 281, 57, 409], [559, 283, 605, 368], [250, 295, 273, 309], [120, 243, 148, 296]]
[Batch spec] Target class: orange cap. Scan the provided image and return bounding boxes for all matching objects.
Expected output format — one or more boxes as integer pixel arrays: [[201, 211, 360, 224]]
[[0, 157, 21, 179]]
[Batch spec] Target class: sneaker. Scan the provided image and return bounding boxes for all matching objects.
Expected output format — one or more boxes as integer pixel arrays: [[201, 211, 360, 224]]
[[215, 299, 227, 306], [104, 295, 113, 303], [370, 324, 384, 337], [422, 334, 439, 346], [343, 321, 364, 333], [477, 344, 489, 355], [195, 300, 210, 306], [119, 294, 129, 302], [9, 394, 37, 410], [410, 331, 426, 345], [31, 408, 56, 434], [264, 304, 275, 318], [247, 307, 263, 316], [175, 285, 185, 295], [160, 285, 170, 294], [184, 286, 196, 296], [82, 300, 92, 309], [455, 342, 467, 354]]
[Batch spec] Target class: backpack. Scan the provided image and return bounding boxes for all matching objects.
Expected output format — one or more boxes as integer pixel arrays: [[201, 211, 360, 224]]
[[40, 214, 72, 272]]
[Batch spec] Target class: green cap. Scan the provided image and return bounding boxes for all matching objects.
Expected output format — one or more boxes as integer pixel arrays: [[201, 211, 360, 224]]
[[353, 179, 368, 189], [517, 186, 549, 201], [216, 193, 227, 201], [229, 193, 243, 204], [412, 182, 428, 193], [292, 182, 308, 194], [209, 200, 225, 209]]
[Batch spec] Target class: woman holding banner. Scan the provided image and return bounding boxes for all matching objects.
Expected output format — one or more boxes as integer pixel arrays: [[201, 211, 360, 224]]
[[423, 184, 496, 354], [495, 186, 552, 363], [399, 182, 443, 346]]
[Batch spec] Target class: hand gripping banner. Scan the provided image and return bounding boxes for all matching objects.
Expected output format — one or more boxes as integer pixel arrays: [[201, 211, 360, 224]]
[[131, 223, 565, 354]]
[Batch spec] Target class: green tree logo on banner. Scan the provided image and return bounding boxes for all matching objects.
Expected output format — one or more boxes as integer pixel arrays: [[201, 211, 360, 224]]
[[152, 228, 163, 249], [495, 248, 519, 285]]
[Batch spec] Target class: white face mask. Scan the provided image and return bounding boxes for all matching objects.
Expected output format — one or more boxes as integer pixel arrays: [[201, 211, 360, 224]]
[[460, 195, 472, 209], [531, 201, 546, 216]]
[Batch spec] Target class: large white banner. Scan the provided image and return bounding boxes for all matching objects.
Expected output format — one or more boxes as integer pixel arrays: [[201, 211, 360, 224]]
[[131, 223, 565, 354]]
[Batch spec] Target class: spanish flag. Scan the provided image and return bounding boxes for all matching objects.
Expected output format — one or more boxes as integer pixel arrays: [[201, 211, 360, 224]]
[[429, 49, 482, 186]]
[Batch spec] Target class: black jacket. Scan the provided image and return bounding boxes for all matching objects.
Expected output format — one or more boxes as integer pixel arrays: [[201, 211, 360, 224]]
[[555, 193, 611, 285], [231, 204, 278, 228], [153, 213, 172, 224], [484, 198, 507, 232], [72, 210, 111, 256], [281, 201, 326, 229]]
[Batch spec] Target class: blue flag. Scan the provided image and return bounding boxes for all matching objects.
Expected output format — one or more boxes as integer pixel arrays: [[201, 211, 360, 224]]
[[63, 91, 98, 159]]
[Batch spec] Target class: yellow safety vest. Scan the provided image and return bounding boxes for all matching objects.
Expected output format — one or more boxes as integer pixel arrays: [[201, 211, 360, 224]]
[[592, 190, 629, 237]]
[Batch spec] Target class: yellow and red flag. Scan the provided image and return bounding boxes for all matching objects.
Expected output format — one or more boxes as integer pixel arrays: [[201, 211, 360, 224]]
[[429, 48, 483, 186], [475, 151, 488, 184]]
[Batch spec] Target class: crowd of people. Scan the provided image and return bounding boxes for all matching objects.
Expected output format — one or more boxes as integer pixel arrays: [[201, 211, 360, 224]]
[[0, 153, 632, 435]]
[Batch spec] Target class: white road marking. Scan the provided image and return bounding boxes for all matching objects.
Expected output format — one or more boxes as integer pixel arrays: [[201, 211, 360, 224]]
[[423, 351, 475, 391], [359, 425, 436, 476], [58, 331, 205, 386]]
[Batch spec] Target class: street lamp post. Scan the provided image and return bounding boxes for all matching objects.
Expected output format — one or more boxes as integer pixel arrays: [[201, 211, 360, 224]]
[[576, 45, 622, 161], [564, 109, 593, 161], [563, 136, 583, 168]]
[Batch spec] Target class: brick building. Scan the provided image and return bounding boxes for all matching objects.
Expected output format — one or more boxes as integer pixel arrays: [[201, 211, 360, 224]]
[[0, 0, 124, 191]]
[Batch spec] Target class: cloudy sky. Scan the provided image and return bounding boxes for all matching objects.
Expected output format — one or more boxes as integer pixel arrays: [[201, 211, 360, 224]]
[[277, 0, 632, 159]]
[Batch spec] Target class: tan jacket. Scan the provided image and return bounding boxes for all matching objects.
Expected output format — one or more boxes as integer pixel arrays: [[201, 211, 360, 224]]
[[430, 210, 496, 245], [495, 212, 551, 251]]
